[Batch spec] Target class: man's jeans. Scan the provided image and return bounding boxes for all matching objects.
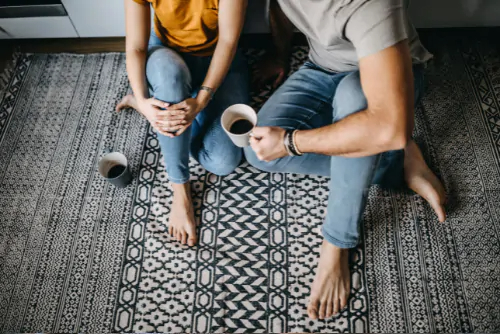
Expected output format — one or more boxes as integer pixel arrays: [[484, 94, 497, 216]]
[[147, 31, 249, 184], [244, 61, 424, 248]]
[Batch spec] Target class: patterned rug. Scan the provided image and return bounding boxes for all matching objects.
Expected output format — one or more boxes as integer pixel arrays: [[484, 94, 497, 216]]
[[1, 33, 499, 333]]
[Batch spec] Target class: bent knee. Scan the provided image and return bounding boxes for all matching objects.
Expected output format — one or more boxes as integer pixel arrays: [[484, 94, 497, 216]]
[[201, 149, 242, 176], [146, 48, 191, 103], [333, 71, 367, 121], [243, 147, 279, 173]]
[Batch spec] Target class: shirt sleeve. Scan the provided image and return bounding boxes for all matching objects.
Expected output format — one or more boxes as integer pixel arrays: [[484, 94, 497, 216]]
[[344, 0, 408, 59], [131, 0, 149, 5]]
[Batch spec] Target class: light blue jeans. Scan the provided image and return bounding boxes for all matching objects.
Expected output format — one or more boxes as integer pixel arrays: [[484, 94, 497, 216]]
[[146, 31, 249, 183], [244, 61, 424, 248]]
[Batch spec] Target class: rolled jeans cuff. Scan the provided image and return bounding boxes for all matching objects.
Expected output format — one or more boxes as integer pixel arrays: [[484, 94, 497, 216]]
[[322, 224, 359, 249]]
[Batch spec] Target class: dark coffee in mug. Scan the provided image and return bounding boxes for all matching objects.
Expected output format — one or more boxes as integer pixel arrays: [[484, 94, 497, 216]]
[[107, 165, 126, 179], [229, 119, 253, 135]]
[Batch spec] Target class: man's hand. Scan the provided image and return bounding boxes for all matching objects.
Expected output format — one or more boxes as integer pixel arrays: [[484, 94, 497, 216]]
[[249, 126, 288, 162], [157, 97, 206, 136], [253, 54, 288, 91]]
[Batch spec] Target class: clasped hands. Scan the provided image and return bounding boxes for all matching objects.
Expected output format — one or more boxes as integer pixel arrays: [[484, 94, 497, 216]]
[[138, 97, 204, 138]]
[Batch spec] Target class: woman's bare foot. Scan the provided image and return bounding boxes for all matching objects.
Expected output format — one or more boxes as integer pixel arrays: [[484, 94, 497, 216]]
[[404, 140, 447, 222], [168, 183, 198, 246], [115, 94, 138, 112], [307, 240, 350, 320]]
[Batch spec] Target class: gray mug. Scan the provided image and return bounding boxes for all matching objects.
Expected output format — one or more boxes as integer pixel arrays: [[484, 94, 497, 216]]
[[98, 150, 132, 188]]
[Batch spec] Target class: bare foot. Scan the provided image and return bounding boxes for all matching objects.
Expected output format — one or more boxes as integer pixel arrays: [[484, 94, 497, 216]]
[[307, 240, 350, 320], [168, 183, 198, 246], [404, 140, 447, 222], [115, 94, 138, 112]]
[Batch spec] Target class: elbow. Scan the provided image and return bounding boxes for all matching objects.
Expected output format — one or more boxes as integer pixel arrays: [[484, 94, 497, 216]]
[[378, 121, 411, 152]]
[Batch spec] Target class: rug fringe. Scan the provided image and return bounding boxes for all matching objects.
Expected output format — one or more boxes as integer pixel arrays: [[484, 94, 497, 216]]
[[0, 48, 21, 99]]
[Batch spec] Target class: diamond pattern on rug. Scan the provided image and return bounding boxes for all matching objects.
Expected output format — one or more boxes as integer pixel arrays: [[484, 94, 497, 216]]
[[0, 35, 499, 334]]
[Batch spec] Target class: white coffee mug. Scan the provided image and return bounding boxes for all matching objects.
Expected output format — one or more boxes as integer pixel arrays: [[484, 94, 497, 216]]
[[221, 104, 257, 147]]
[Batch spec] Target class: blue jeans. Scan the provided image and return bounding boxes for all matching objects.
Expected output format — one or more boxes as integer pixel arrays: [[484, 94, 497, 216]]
[[147, 31, 249, 183], [244, 61, 424, 248]]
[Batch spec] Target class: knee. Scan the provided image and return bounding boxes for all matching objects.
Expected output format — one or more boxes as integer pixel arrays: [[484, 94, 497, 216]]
[[243, 147, 279, 172], [200, 147, 242, 176], [146, 48, 191, 103], [333, 71, 367, 121]]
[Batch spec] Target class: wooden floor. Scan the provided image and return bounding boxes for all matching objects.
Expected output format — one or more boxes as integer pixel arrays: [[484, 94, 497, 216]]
[[0, 37, 126, 73]]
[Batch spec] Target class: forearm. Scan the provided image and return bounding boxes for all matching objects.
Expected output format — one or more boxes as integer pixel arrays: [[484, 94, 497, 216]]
[[126, 49, 149, 103], [295, 109, 409, 158], [198, 39, 238, 106], [269, 0, 293, 63]]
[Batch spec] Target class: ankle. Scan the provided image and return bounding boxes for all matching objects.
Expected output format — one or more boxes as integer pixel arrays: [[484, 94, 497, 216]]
[[172, 182, 191, 198], [321, 240, 349, 258]]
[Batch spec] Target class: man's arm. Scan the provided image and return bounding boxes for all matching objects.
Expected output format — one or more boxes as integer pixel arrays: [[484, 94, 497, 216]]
[[295, 40, 414, 157]]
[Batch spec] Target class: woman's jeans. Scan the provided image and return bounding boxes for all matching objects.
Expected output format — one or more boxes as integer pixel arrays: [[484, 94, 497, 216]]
[[147, 31, 249, 184], [244, 61, 424, 248]]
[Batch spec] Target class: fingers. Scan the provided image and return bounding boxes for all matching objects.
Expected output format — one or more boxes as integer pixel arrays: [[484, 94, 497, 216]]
[[157, 109, 186, 119], [174, 123, 192, 136], [149, 98, 169, 109], [251, 126, 270, 138], [167, 101, 187, 111], [158, 124, 184, 133], [155, 119, 187, 128]]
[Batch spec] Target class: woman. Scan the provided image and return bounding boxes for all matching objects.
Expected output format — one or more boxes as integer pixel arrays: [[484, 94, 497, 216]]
[[117, 0, 249, 246]]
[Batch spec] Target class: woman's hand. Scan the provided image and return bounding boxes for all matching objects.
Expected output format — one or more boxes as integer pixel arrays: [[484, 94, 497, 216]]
[[136, 97, 177, 136], [156, 96, 208, 136]]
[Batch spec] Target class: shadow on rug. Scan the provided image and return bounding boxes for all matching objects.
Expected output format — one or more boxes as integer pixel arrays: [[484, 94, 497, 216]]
[[0, 33, 499, 333]]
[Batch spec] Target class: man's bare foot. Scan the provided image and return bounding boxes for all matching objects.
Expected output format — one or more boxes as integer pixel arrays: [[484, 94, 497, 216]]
[[115, 94, 138, 112], [307, 240, 350, 320], [168, 183, 198, 246], [404, 140, 447, 222]]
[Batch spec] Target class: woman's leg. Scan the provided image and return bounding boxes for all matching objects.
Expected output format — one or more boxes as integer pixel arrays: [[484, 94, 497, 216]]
[[190, 49, 250, 175], [146, 46, 198, 246]]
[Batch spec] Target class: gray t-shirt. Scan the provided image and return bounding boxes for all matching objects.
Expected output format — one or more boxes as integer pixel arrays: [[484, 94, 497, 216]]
[[273, 0, 432, 72]]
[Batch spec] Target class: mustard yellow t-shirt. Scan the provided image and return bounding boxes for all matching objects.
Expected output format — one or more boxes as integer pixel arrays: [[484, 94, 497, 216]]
[[133, 0, 219, 56]]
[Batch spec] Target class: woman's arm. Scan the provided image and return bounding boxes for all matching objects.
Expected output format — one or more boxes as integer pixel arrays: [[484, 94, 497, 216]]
[[199, 0, 248, 102], [164, 0, 247, 135], [125, 0, 151, 103], [124, 0, 171, 135]]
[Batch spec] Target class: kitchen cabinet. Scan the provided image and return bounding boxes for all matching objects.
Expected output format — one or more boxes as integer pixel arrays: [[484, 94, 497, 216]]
[[0, 16, 77, 39]]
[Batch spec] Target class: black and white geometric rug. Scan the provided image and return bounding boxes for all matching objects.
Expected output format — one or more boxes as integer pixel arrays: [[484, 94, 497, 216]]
[[1, 33, 499, 333]]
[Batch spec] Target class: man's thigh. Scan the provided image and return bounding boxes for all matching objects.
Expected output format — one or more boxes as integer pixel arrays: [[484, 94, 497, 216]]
[[256, 63, 339, 129], [245, 63, 341, 176]]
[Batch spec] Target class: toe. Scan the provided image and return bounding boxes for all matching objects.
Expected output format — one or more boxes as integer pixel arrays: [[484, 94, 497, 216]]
[[326, 299, 333, 318], [307, 300, 319, 320], [340, 295, 348, 311], [437, 205, 446, 222], [333, 297, 340, 315], [318, 300, 326, 319], [181, 231, 188, 245], [168, 226, 173, 236], [176, 231, 182, 242], [187, 224, 198, 247]]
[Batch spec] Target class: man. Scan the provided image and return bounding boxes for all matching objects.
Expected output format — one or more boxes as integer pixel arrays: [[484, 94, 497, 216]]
[[245, 0, 447, 321]]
